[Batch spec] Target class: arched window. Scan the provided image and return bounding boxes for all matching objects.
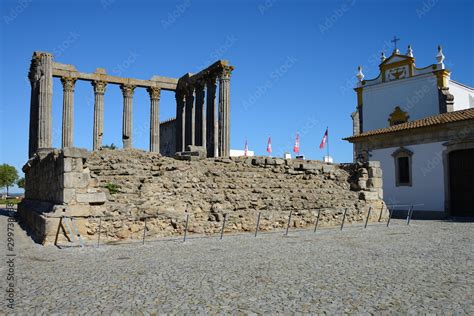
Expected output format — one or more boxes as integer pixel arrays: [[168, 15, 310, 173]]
[[392, 147, 413, 186]]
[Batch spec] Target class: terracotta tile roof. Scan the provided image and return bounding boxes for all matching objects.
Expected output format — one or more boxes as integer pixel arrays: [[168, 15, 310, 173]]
[[344, 108, 474, 141]]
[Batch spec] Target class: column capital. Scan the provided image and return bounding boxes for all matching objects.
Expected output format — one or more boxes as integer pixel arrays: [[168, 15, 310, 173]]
[[218, 65, 234, 81], [33, 51, 54, 59], [147, 87, 161, 100], [92, 80, 107, 94], [120, 84, 136, 97], [61, 77, 76, 92], [28, 57, 41, 84]]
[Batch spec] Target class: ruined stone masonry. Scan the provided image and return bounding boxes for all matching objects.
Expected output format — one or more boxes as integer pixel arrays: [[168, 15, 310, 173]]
[[19, 148, 385, 244], [19, 51, 385, 244]]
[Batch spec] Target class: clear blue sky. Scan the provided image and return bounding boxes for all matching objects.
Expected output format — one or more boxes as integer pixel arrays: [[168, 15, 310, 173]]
[[1, 0, 473, 192]]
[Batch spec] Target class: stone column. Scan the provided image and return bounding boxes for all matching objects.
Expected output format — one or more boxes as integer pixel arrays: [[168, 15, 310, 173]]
[[175, 91, 186, 152], [36, 52, 54, 150], [218, 66, 232, 157], [194, 84, 206, 147], [92, 81, 107, 150], [185, 86, 195, 147], [61, 77, 76, 148], [206, 76, 218, 157], [147, 87, 161, 152], [120, 84, 135, 149], [28, 54, 41, 158]]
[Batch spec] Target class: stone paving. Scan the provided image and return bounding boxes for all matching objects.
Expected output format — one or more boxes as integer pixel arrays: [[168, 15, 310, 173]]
[[1, 208, 473, 314]]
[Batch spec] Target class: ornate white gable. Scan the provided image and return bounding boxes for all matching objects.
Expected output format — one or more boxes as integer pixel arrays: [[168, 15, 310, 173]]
[[356, 46, 448, 88]]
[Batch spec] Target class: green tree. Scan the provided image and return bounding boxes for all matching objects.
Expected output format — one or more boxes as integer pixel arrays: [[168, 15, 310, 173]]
[[0, 164, 19, 196], [17, 177, 25, 189]]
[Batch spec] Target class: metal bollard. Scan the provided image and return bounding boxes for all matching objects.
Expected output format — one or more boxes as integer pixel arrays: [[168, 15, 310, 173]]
[[386, 207, 394, 227], [183, 214, 189, 242], [340, 208, 348, 230], [364, 206, 372, 229], [142, 217, 147, 245], [378, 204, 384, 222], [285, 211, 293, 236], [97, 217, 102, 248], [314, 209, 321, 233], [54, 217, 64, 247], [220, 214, 227, 240], [254, 212, 261, 237], [406, 205, 414, 225]]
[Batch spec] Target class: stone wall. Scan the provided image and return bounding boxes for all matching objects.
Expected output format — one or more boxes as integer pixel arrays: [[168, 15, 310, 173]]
[[18, 148, 385, 244], [159, 118, 176, 157], [18, 148, 107, 243]]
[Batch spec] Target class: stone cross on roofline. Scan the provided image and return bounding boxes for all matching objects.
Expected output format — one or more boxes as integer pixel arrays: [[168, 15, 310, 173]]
[[391, 36, 400, 52]]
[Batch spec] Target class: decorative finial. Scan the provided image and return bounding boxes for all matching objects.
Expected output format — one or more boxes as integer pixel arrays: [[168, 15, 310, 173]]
[[380, 52, 386, 62], [436, 45, 445, 65], [406, 45, 413, 57], [356, 66, 364, 83]]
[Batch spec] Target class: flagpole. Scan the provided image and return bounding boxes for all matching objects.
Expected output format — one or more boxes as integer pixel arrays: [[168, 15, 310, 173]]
[[326, 127, 329, 160]]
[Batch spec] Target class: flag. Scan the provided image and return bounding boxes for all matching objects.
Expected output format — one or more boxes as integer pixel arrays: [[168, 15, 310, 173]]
[[267, 137, 272, 154], [244, 139, 248, 156], [319, 128, 328, 149], [293, 133, 300, 153]]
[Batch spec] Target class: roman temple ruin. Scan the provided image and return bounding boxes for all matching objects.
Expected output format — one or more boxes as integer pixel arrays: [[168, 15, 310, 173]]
[[26, 51, 233, 159], [19, 51, 386, 245]]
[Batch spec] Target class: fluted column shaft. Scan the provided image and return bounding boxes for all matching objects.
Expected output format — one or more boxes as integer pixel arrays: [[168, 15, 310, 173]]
[[185, 87, 195, 147], [148, 87, 161, 152], [92, 81, 107, 150], [175, 91, 186, 152], [195, 84, 206, 147], [28, 55, 41, 157], [218, 66, 232, 157], [206, 77, 218, 157], [120, 84, 135, 149], [37, 52, 53, 150], [61, 77, 76, 148]]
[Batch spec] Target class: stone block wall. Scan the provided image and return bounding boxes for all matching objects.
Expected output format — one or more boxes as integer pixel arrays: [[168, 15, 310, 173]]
[[160, 118, 176, 157], [348, 161, 384, 201], [18, 148, 386, 244], [18, 148, 108, 243]]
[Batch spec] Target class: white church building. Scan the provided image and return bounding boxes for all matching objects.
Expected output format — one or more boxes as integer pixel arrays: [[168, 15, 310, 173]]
[[344, 45, 474, 218]]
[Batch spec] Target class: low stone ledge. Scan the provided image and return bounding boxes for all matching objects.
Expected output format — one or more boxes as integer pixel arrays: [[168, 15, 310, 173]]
[[299, 163, 320, 171], [322, 164, 336, 174], [359, 191, 379, 201], [62, 147, 90, 159]]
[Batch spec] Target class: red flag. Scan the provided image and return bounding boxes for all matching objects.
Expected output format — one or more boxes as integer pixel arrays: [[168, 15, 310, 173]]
[[293, 133, 300, 153], [244, 139, 248, 156], [267, 137, 272, 154], [319, 128, 328, 149]]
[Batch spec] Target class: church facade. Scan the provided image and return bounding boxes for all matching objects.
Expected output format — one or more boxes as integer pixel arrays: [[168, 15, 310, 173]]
[[344, 45, 474, 218]]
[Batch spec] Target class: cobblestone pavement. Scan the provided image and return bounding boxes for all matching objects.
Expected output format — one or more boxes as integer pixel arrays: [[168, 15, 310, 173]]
[[1, 208, 473, 314]]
